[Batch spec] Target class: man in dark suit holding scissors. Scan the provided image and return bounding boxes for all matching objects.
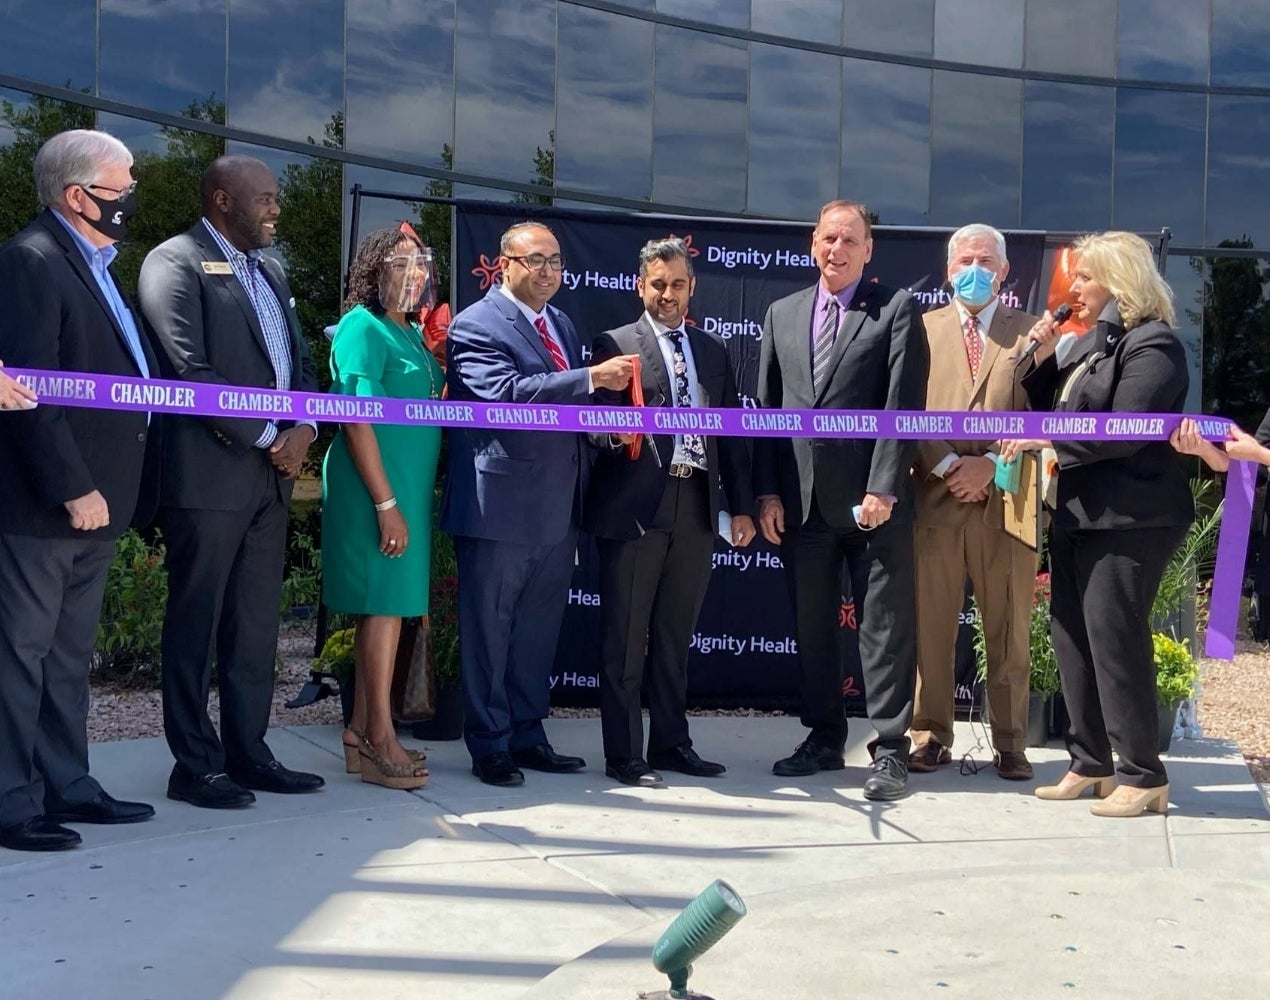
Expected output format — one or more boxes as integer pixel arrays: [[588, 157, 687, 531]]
[[441, 221, 637, 787], [585, 237, 755, 787]]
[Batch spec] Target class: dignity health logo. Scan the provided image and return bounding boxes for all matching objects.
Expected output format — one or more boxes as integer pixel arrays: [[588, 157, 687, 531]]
[[471, 253, 503, 291]]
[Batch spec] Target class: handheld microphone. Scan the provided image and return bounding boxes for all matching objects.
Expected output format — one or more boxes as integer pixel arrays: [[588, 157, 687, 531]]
[[1019, 303, 1073, 361]]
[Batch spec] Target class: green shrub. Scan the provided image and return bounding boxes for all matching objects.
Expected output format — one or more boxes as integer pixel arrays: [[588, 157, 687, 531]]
[[971, 572, 1060, 696], [94, 529, 168, 685], [281, 525, 321, 617], [1153, 633, 1198, 705], [430, 526, 460, 685], [315, 627, 356, 681], [1152, 479, 1221, 639]]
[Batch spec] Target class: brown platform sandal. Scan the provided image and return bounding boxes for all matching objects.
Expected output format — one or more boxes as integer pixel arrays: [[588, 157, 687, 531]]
[[359, 736, 429, 790], [343, 730, 426, 774]]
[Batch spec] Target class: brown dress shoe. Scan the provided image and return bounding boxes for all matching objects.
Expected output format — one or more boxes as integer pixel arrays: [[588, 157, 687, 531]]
[[908, 740, 952, 773], [994, 750, 1034, 781]]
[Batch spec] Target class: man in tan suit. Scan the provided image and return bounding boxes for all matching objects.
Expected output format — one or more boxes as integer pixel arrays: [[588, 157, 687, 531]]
[[909, 224, 1038, 781]]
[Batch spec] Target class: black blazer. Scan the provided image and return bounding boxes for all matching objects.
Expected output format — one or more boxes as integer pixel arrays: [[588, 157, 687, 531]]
[[583, 316, 753, 540], [137, 221, 317, 512], [0, 210, 159, 539], [753, 280, 929, 528], [1021, 316, 1194, 531]]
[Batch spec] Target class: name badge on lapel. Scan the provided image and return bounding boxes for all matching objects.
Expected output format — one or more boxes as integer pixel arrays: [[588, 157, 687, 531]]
[[201, 261, 233, 275]]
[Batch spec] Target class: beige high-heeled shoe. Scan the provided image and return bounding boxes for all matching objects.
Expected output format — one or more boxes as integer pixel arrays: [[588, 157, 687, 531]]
[[343, 730, 425, 773], [358, 737, 429, 790], [1034, 772, 1114, 800], [1090, 783, 1168, 817]]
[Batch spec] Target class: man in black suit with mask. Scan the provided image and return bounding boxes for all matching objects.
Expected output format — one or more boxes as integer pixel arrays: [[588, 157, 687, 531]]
[[139, 155, 323, 809], [0, 129, 158, 851], [585, 237, 755, 787], [754, 200, 928, 801]]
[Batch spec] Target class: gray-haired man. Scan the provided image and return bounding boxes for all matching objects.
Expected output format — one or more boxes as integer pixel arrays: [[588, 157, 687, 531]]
[[0, 129, 158, 852], [583, 238, 755, 787]]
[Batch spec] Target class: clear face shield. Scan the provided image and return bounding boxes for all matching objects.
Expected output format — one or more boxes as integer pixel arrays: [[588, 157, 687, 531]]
[[379, 247, 437, 314]]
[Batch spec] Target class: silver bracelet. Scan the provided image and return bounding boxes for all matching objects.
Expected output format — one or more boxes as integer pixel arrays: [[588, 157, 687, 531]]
[[373, 496, 397, 512]]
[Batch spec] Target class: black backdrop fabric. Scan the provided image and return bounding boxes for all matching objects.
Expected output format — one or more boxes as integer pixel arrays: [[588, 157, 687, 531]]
[[452, 202, 1046, 713]]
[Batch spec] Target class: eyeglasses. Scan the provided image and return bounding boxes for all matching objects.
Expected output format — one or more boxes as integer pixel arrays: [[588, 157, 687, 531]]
[[506, 253, 565, 272], [83, 181, 138, 200], [384, 251, 432, 270]]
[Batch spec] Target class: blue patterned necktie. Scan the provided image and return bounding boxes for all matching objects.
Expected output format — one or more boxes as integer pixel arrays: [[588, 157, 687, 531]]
[[664, 328, 706, 467]]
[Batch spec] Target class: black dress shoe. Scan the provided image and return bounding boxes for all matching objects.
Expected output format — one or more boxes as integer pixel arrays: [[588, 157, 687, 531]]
[[510, 744, 586, 773], [863, 755, 909, 801], [473, 752, 525, 787], [605, 758, 663, 787], [648, 744, 726, 777], [0, 816, 81, 852], [228, 760, 325, 794], [167, 768, 256, 809], [772, 740, 845, 777], [46, 791, 155, 825]]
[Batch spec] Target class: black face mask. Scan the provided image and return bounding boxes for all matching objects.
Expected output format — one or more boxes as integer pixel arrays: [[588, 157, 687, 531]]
[[78, 189, 138, 242]]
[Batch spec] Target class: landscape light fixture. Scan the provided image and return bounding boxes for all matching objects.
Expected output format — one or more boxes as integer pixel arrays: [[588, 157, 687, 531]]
[[639, 879, 747, 1000]]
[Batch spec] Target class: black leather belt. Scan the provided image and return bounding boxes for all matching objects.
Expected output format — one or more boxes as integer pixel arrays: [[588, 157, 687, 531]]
[[668, 463, 702, 479]]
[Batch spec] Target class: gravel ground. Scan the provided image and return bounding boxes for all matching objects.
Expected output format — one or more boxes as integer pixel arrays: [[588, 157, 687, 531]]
[[87, 623, 343, 744], [1197, 638, 1270, 783], [86, 623, 1270, 788]]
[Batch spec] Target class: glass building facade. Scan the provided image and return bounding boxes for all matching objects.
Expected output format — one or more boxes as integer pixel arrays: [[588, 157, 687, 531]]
[[3, 0, 1270, 422]]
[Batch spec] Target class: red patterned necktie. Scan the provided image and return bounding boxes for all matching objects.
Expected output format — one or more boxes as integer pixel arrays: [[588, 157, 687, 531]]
[[964, 313, 982, 379], [534, 316, 568, 372]]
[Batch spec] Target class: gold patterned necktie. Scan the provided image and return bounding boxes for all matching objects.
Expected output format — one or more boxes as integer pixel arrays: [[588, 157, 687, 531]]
[[964, 313, 982, 379]]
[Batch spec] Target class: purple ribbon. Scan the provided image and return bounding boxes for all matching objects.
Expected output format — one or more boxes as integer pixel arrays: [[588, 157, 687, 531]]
[[1205, 459, 1255, 660], [5, 369, 1236, 442], [10, 367, 1249, 659]]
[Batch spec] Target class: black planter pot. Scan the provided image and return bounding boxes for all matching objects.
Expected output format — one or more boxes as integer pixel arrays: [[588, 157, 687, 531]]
[[338, 673, 355, 728], [1158, 700, 1180, 754], [1048, 692, 1069, 740], [1026, 690, 1051, 748], [411, 681, 464, 741]]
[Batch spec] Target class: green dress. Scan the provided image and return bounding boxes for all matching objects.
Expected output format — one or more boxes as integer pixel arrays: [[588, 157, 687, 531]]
[[321, 305, 443, 617]]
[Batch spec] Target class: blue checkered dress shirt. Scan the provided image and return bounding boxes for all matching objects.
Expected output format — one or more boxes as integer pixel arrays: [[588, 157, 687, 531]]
[[201, 218, 305, 448]]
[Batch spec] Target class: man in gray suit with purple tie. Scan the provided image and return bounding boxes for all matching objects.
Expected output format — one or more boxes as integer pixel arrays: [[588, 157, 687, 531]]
[[754, 199, 929, 802]]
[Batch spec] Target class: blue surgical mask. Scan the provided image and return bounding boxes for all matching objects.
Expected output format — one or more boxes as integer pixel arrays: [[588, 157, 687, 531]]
[[950, 264, 997, 307]]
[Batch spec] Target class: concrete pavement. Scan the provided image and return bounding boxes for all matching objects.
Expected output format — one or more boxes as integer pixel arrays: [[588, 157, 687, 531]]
[[2, 717, 1268, 999]]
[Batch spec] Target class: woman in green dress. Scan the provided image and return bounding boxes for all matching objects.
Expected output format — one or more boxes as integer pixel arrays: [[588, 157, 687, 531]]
[[322, 228, 443, 790]]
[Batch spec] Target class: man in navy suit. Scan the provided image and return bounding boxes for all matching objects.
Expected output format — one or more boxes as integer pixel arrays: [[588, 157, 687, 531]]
[[441, 221, 636, 787], [0, 130, 159, 851]]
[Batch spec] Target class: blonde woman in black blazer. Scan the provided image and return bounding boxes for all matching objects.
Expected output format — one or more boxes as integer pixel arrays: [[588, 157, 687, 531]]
[[1001, 232, 1193, 818]]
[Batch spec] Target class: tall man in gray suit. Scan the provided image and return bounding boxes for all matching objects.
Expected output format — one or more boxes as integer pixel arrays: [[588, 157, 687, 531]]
[[0, 130, 157, 851], [754, 200, 929, 801], [138, 155, 323, 809]]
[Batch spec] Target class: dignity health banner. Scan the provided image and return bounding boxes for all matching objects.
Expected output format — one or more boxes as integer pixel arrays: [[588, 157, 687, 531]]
[[453, 201, 1048, 713]]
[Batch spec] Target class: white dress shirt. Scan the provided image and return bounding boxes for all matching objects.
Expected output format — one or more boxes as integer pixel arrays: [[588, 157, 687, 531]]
[[498, 283, 593, 392]]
